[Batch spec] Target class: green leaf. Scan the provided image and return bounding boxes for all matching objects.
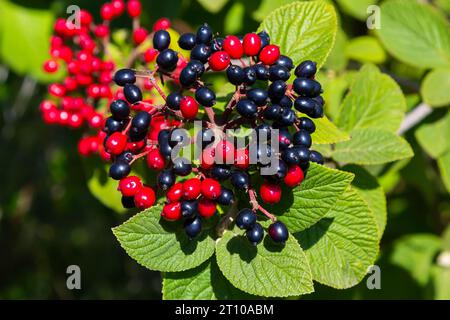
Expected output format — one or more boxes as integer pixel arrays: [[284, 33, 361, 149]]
[[337, 64, 406, 133], [421, 68, 450, 107], [390, 234, 442, 286], [316, 71, 352, 120], [438, 150, 450, 193], [295, 187, 379, 289], [324, 27, 348, 72], [257, 1, 337, 69], [270, 163, 354, 233], [415, 111, 450, 159], [253, 0, 296, 22], [87, 166, 126, 214], [224, 2, 245, 35], [336, 0, 379, 21], [0, 0, 61, 83], [430, 266, 450, 300], [345, 36, 386, 64], [342, 165, 387, 239], [162, 256, 256, 300], [197, 0, 229, 13], [375, 0, 450, 69], [309, 115, 350, 144], [332, 128, 414, 165], [113, 205, 216, 272], [215, 225, 314, 297]]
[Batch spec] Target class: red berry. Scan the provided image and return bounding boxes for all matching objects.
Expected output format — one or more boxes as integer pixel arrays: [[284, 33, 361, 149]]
[[144, 48, 158, 62], [260, 182, 282, 204], [146, 148, 166, 170], [214, 140, 235, 164], [42, 109, 60, 124], [234, 148, 250, 170], [201, 147, 215, 170], [284, 164, 304, 188], [133, 27, 148, 45], [49, 84, 66, 97], [119, 176, 143, 197], [78, 137, 92, 156], [198, 198, 216, 218], [105, 132, 127, 155], [43, 59, 59, 73], [162, 202, 182, 221], [259, 45, 280, 65], [243, 33, 262, 56], [64, 76, 78, 91], [67, 113, 83, 128], [111, 0, 125, 16], [94, 24, 109, 38], [101, 3, 115, 21], [208, 51, 230, 71], [183, 178, 202, 200], [201, 178, 221, 200], [39, 100, 57, 113], [223, 35, 244, 59], [153, 17, 171, 31], [167, 182, 184, 202], [180, 96, 199, 119], [127, 0, 142, 17], [134, 186, 156, 209]]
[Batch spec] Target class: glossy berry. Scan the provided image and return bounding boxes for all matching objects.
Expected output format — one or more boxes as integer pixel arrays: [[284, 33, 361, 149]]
[[276, 55, 294, 70], [121, 196, 136, 209], [258, 31, 270, 49], [247, 88, 268, 106], [117, 151, 134, 163], [298, 117, 316, 133], [284, 164, 304, 188], [253, 64, 269, 81], [178, 33, 196, 50], [181, 201, 198, 219], [259, 45, 280, 65], [109, 161, 131, 180], [167, 182, 184, 202], [184, 217, 202, 239], [293, 78, 321, 98], [230, 171, 250, 190], [106, 132, 127, 155], [183, 178, 202, 200], [133, 27, 148, 45], [293, 130, 312, 148], [196, 23, 213, 44], [134, 186, 156, 210], [131, 111, 151, 132], [162, 202, 182, 221], [211, 165, 231, 181], [260, 182, 282, 204], [110, 99, 130, 120], [153, 30, 171, 51], [157, 169, 175, 191], [223, 35, 244, 59], [172, 158, 192, 176], [295, 60, 317, 78], [268, 80, 287, 100], [119, 176, 143, 197], [276, 108, 296, 127], [147, 148, 166, 170], [166, 92, 182, 110], [43, 59, 59, 73], [198, 198, 216, 218], [246, 223, 264, 246], [236, 99, 257, 119], [124, 84, 142, 104], [195, 86, 216, 107], [243, 67, 256, 85], [262, 159, 287, 182], [156, 49, 179, 72], [310, 150, 324, 165], [269, 65, 290, 82], [236, 208, 256, 230], [179, 67, 198, 87], [190, 44, 211, 63], [234, 148, 250, 170], [226, 65, 245, 85], [278, 129, 292, 150], [296, 146, 311, 164], [268, 221, 289, 243], [180, 96, 199, 119], [127, 0, 142, 17], [201, 178, 221, 200], [294, 97, 316, 115], [105, 117, 124, 134], [153, 17, 171, 31], [243, 33, 262, 56], [263, 104, 282, 121], [208, 51, 230, 71], [187, 60, 205, 76], [276, 95, 293, 109], [216, 187, 234, 205]]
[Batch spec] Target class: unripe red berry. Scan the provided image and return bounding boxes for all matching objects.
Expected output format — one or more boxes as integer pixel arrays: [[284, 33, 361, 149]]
[[101, 3, 115, 21], [94, 24, 109, 38], [214, 140, 235, 164], [201, 147, 215, 170], [135, 186, 156, 209], [133, 27, 148, 45], [67, 113, 83, 128], [260, 182, 282, 204], [259, 45, 280, 65], [234, 148, 250, 170], [43, 59, 59, 73], [144, 48, 158, 63], [180, 96, 199, 119], [42, 109, 60, 124], [167, 182, 184, 202], [243, 33, 262, 56], [127, 0, 142, 17], [208, 51, 230, 71], [111, 0, 125, 16], [201, 178, 221, 200], [183, 178, 202, 200], [49, 84, 66, 97], [162, 202, 182, 221], [153, 17, 171, 31], [64, 76, 78, 91], [88, 113, 104, 129], [284, 164, 304, 188], [223, 35, 244, 59], [78, 137, 92, 156], [147, 148, 166, 170], [119, 176, 143, 197], [105, 132, 127, 155], [198, 198, 216, 218], [39, 100, 57, 113]]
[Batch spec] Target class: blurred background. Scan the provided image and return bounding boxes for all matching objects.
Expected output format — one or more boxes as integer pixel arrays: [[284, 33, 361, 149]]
[[0, 0, 449, 299]]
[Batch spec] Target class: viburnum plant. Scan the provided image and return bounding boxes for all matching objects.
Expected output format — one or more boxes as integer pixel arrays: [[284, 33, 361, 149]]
[[40, 1, 415, 299]]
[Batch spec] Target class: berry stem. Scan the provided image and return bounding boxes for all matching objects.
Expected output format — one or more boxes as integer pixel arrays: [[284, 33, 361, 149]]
[[216, 198, 239, 237], [130, 149, 151, 164], [204, 106, 217, 125], [248, 188, 277, 222]]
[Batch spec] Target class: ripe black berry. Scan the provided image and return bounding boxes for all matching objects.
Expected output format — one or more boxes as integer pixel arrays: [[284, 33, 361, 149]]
[[131, 111, 151, 132], [230, 171, 250, 190], [278, 129, 292, 150], [295, 146, 311, 164], [246, 222, 264, 245], [172, 158, 192, 176], [274, 95, 293, 109], [276, 55, 294, 70], [247, 88, 268, 106], [158, 169, 175, 190], [298, 117, 316, 133], [282, 147, 300, 165], [263, 104, 282, 120], [294, 97, 316, 115], [258, 31, 270, 49], [114, 69, 136, 86], [268, 65, 290, 82], [196, 23, 213, 44], [178, 33, 196, 50], [310, 150, 324, 164], [124, 84, 142, 104], [166, 92, 182, 110], [236, 208, 256, 230], [121, 195, 136, 209], [268, 80, 287, 100], [255, 123, 271, 141], [109, 161, 131, 180], [262, 159, 287, 182], [156, 49, 179, 72], [276, 108, 296, 127], [153, 30, 171, 51], [268, 221, 289, 243], [181, 200, 198, 219], [110, 99, 130, 120], [236, 99, 257, 119], [179, 67, 198, 87], [293, 130, 312, 148], [243, 66, 256, 85], [226, 65, 245, 85], [187, 60, 206, 76], [105, 117, 124, 134], [195, 86, 216, 107], [295, 60, 317, 78], [184, 216, 202, 239], [293, 78, 321, 97], [117, 151, 134, 163], [190, 44, 211, 63], [197, 128, 216, 149], [311, 103, 324, 118], [216, 187, 234, 205], [211, 165, 231, 180]]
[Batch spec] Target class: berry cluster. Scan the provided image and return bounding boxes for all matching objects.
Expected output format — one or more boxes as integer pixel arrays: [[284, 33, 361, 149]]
[[103, 22, 325, 245]]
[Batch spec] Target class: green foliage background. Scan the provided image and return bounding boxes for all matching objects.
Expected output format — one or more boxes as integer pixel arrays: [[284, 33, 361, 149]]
[[0, 0, 449, 299]]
